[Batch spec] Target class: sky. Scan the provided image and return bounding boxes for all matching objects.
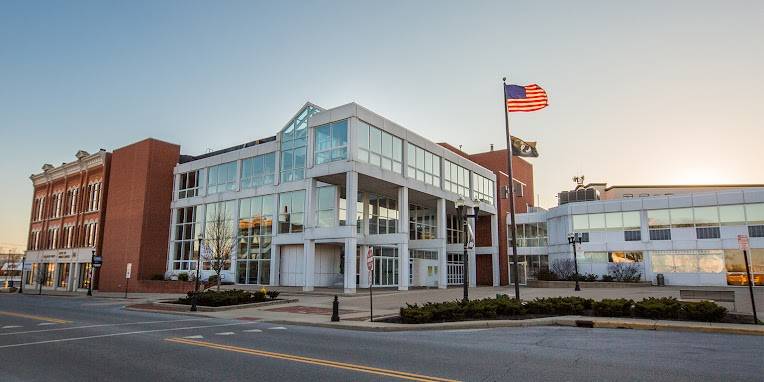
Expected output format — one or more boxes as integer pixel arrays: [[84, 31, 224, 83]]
[[1, 1, 762, 252]]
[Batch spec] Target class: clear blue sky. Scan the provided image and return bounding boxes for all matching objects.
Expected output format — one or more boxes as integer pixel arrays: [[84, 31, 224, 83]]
[[1, 1, 762, 251]]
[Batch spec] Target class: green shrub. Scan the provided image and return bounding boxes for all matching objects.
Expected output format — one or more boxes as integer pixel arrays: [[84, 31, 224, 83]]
[[592, 298, 634, 317], [681, 301, 727, 322], [150, 274, 165, 281], [266, 290, 280, 300], [524, 296, 592, 315], [633, 297, 682, 319], [582, 273, 598, 282], [600, 275, 615, 282], [177, 273, 189, 282], [535, 269, 558, 281], [177, 289, 269, 307]]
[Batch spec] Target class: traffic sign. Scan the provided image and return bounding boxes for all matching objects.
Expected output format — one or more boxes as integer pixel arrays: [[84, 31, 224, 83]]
[[125, 263, 132, 279], [93, 263, 102, 268], [738, 235, 750, 251], [366, 247, 374, 271], [93, 256, 103, 265]]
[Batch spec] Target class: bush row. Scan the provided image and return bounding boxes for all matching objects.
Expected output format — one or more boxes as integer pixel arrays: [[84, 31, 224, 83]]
[[176, 289, 280, 307], [399, 296, 727, 324]]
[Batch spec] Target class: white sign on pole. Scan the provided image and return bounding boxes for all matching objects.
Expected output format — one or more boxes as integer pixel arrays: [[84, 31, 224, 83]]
[[125, 263, 132, 279], [366, 247, 374, 271], [738, 235, 750, 251], [467, 224, 475, 250]]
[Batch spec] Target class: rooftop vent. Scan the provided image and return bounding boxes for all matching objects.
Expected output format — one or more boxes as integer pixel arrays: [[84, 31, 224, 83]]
[[75, 150, 90, 160]]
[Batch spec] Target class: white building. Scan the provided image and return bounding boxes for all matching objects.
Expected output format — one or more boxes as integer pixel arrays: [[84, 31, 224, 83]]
[[167, 103, 500, 293], [514, 188, 764, 286]]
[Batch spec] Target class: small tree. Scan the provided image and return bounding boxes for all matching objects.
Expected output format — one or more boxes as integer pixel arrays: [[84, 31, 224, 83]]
[[202, 207, 235, 291], [550, 259, 577, 280], [608, 262, 642, 282]]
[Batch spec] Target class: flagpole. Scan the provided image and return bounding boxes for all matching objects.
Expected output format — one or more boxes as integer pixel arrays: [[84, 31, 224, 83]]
[[503, 77, 521, 301]]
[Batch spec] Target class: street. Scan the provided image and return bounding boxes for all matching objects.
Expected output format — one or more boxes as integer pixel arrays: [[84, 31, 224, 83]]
[[0, 294, 761, 381]]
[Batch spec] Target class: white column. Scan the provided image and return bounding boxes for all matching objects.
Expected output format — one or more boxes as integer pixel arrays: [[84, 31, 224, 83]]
[[359, 245, 370, 288], [270, 244, 280, 286], [67, 262, 76, 291], [491, 214, 500, 287], [398, 186, 409, 290], [303, 240, 315, 291], [346, 172, 358, 228], [437, 198, 448, 289], [344, 238, 357, 293], [469, 213, 477, 287], [305, 179, 316, 230]]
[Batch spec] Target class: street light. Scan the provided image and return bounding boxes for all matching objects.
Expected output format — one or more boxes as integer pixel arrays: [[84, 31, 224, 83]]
[[191, 234, 203, 312], [455, 196, 480, 302], [18, 256, 25, 293], [567, 232, 583, 291], [87, 249, 95, 296]]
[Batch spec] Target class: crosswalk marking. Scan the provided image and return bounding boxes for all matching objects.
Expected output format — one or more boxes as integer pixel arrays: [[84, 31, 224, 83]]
[[216, 332, 235, 335], [38, 323, 57, 326], [243, 329, 262, 333], [2, 325, 22, 329], [268, 326, 286, 330], [183, 335, 204, 339]]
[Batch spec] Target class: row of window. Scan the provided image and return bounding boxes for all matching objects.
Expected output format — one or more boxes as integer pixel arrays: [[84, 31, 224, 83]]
[[648, 204, 764, 228], [31, 183, 102, 221], [572, 211, 641, 231], [28, 222, 98, 250], [26, 262, 92, 290]]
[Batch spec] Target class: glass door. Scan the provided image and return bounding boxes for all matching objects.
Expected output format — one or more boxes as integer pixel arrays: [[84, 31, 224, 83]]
[[509, 261, 527, 285]]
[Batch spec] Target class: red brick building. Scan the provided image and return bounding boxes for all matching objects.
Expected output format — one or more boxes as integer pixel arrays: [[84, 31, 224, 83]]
[[24, 149, 111, 291], [438, 143, 535, 285]]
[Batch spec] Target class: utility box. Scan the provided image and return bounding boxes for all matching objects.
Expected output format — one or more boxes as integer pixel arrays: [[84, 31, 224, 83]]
[[656, 273, 665, 286]]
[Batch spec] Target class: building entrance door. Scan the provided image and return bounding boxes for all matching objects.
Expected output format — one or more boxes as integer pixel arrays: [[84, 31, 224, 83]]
[[509, 261, 527, 286]]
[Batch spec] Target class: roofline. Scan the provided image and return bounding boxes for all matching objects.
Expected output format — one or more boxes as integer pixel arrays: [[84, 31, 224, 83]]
[[604, 184, 764, 191]]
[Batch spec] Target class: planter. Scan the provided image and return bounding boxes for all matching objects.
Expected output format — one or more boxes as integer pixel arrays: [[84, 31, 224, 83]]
[[153, 298, 298, 312], [527, 280, 653, 288]]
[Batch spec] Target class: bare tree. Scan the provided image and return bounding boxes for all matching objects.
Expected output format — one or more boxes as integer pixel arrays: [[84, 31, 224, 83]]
[[550, 259, 577, 280], [202, 207, 235, 291]]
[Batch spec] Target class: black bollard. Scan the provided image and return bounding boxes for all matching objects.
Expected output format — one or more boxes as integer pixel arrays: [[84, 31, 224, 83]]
[[331, 295, 340, 322]]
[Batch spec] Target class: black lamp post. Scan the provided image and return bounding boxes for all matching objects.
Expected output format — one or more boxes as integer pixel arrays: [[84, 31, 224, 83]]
[[455, 197, 479, 303], [191, 234, 203, 312], [87, 249, 95, 296], [567, 233, 583, 291]]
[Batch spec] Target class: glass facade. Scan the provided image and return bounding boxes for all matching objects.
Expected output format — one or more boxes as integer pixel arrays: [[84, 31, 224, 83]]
[[314, 120, 348, 165], [207, 162, 237, 194], [278, 190, 306, 233], [406, 143, 439, 186], [650, 250, 725, 273], [472, 173, 495, 205], [443, 160, 470, 197], [177, 170, 199, 199], [446, 214, 465, 244], [316, 186, 337, 228], [203, 201, 236, 271], [367, 193, 398, 235], [357, 121, 403, 173], [241, 153, 276, 189], [171, 206, 202, 270], [516, 222, 548, 247], [724, 249, 764, 286], [370, 245, 398, 286], [281, 106, 318, 182], [573, 211, 641, 231], [409, 204, 437, 240], [237, 195, 275, 284]]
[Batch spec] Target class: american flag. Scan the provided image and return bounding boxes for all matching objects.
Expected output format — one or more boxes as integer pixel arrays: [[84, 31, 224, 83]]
[[505, 84, 548, 112]]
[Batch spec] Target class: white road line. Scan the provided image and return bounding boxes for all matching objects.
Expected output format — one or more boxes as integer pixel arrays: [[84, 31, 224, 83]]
[[0, 317, 211, 336], [443, 329, 488, 333], [0, 322, 255, 349], [215, 332, 235, 336], [183, 335, 204, 339], [2, 326, 22, 329], [267, 326, 286, 330], [243, 329, 262, 333], [37, 323, 57, 326]]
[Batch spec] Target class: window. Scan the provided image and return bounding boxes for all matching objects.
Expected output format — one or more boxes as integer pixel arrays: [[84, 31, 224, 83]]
[[725, 249, 764, 286], [47, 227, 59, 249], [647, 209, 670, 228], [203, 201, 236, 271], [86, 182, 102, 212], [357, 121, 404, 173], [696, 226, 720, 239], [178, 171, 199, 198], [745, 203, 764, 225], [670, 208, 694, 228], [579, 232, 590, 242], [649, 228, 671, 240], [280, 106, 317, 182], [29, 231, 41, 250], [512, 180, 524, 197], [83, 222, 98, 247], [33, 196, 45, 221], [651, 250, 724, 273], [63, 225, 75, 248], [370, 245, 399, 287], [473, 173, 495, 205], [171, 206, 202, 271], [65, 188, 79, 215], [241, 153, 276, 189], [207, 162, 237, 194], [406, 143, 439, 185], [443, 160, 469, 197], [609, 251, 643, 263], [314, 120, 348, 165], [749, 225, 764, 238], [719, 205, 745, 226], [516, 222, 548, 247], [78, 263, 92, 289], [409, 204, 436, 240], [624, 230, 641, 241], [279, 190, 306, 233], [446, 215, 465, 244], [367, 193, 398, 235], [316, 187, 337, 228], [238, 195, 275, 285], [51, 192, 63, 218]]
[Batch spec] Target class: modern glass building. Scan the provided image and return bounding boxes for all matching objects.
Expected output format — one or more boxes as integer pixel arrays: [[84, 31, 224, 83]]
[[167, 102, 499, 292], [514, 188, 764, 286]]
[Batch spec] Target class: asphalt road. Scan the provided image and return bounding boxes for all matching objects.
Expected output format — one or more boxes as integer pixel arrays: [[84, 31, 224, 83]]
[[0, 293, 761, 382]]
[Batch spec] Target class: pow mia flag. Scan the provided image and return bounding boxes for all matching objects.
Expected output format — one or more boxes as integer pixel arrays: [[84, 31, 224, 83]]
[[511, 136, 539, 158]]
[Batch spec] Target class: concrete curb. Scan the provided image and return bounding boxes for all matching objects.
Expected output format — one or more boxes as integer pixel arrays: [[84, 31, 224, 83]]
[[260, 316, 764, 336], [152, 298, 299, 312]]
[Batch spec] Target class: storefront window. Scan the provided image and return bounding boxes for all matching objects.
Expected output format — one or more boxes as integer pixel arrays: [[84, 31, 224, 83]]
[[279, 190, 305, 233], [207, 162, 237, 194], [241, 153, 276, 189], [314, 120, 348, 165]]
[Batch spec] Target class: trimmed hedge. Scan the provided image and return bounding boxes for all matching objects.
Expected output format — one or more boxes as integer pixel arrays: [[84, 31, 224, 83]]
[[399, 295, 728, 324], [177, 289, 270, 307]]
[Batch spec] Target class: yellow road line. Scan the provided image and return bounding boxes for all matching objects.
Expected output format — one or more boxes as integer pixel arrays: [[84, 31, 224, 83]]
[[166, 337, 460, 382], [0, 311, 71, 324]]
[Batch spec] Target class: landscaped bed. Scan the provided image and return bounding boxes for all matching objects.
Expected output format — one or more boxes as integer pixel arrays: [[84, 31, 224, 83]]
[[175, 288, 281, 307], [398, 296, 744, 324]]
